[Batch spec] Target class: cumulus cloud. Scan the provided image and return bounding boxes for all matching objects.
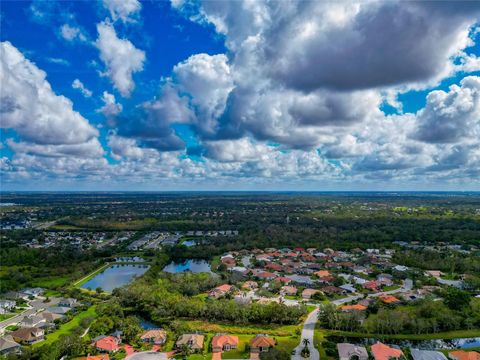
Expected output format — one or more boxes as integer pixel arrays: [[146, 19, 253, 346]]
[[413, 76, 480, 143], [97, 91, 123, 120], [72, 79, 93, 97], [95, 21, 145, 97], [0, 42, 99, 148], [60, 24, 87, 42], [102, 0, 142, 24]]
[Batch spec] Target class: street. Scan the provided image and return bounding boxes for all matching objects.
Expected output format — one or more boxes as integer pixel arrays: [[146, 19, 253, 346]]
[[291, 307, 320, 360]]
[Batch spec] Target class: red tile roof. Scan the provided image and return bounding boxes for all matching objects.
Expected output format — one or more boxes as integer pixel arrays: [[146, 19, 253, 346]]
[[94, 336, 120, 352], [371, 342, 404, 360]]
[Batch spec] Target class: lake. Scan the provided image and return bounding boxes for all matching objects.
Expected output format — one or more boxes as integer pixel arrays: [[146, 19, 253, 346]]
[[163, 259, 212, 273], [81, 264, 149, 292]]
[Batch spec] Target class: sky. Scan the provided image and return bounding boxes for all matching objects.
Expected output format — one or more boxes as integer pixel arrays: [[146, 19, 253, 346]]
[[1, 0, 480, 191]]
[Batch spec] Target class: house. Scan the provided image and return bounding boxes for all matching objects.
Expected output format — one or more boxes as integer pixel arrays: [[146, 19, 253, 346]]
[[321, 286, 346, 296], [140, 329, 167, 345], [40, 311, 65, 323], [18, 315, 46, 328], [340, 284, 356, 293], [176, 334, 205, 351], [411, 349, 448, 360], [379, 295, 400, 304], [275, 277, 292, 285], [209, 284, 233, 299], [449, 350, 480, 360], [363, 281, 379, 291], [221, 257, 236, 268], [265, 263, 283, 272], [425, 270, 443, 278], [93, 335, 121, 353], [280, 286, 298, 296], [234, 294, 252, 305], [47, 306, 71, 315], [0, 300, 16, 314], [337, 343, 368, 360], [212, 335, 239, 352], [377, 274, 394, 286], [242, 281, 258, 290], [11, 327, 45, 344], [78, 356, 109, 360], [371, 342, 404, 360], [314, 270, 331, 278], [341, 304, 367, 312], [58, 298, 77, 308], [250, 335, 276, 353], [21, 288, 44, 298], [0, 335, 21, 355], [302, 288, 321, 299], [255, 271, 277, 281]]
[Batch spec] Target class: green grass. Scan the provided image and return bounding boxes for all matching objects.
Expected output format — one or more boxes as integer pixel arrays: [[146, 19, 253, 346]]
[[176, 319, 300, 337], [73, 263, 110, 288], [0, 313, 15, 321], [33, 306, 96, 347], [31, 276, 70, 288]]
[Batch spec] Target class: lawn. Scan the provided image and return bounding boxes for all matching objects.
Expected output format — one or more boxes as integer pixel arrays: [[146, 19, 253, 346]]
[[0, 314, 15, 321], [31, 275, 70, 289], [177, 319, 300, 336], [33, 306, 96, 347]]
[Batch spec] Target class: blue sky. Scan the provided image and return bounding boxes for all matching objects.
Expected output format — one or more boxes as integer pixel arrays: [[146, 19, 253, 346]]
[[1, 0, 479, 190]]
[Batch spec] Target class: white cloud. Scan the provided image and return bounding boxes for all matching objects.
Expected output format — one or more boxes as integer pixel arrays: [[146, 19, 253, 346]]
[[95, 21, 145, 97], [102, 0, 141, 24], [0, 41, 100, 148], [72, 79, 93, 97], [97, 91, 123, 122], [60, 24, 87, 42]]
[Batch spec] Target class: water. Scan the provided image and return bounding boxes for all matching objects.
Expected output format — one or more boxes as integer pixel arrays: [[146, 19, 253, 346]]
[[326, 335, 480, 350], [138, 317, 159, 330], [182, 240, 197, 247], [81, 264, 149, 292], [163, 259, 212, 273]]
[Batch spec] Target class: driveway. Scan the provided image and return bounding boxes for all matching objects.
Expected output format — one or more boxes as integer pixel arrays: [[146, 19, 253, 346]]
[[292, 307, 320, 360], [368, 278, 413, 298]]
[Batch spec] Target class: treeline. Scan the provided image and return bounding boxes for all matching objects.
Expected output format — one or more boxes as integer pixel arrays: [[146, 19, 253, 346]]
[[393, 249, 480, 275], [318, 290, 480, 335]]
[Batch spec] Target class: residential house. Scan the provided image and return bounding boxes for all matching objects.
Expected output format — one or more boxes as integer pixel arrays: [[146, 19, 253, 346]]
[[78, 356, 109, 360], [47, 306, 71, 315], [212, 335, 239, 353], [0, 300, 15, 315], [371, 342, 404, 360], [337, 343, 368, 360], [18, 315, 47, 328], [40, 311, 64, 323], [377, 274, 394, 286], [21, 288, 44, 298], [280, 286, 298, 296], [242, 281, 258, 290], [140, 329, 167, 345], [449, 350, 480, 360], [209, 284, 233, 299], [93, 335, 121, 353], [255, 271, 277, 281], [275, 277, 292, 285], [176, 334, 205, 351], [379, 295, 401, 304], [0, 335, 21, 355], [425, 270, 443, 278], [265, 263, 283, 272], [234, 294, 252, 305], [302, 288, 321, 299], [363, 281, 379, 291], [250, 335, 276, 353], [11, 327, 45, 344], [340, 284, 356, 293], [411, 349, 448, 360], [221, 257, 236, 269], [321, 286, 346, 296], [341, 304, 367, 312], [58, 298, 77, 308]]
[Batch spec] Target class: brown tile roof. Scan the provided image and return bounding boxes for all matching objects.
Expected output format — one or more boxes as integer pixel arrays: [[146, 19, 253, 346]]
[[250, 335, 276, 348]]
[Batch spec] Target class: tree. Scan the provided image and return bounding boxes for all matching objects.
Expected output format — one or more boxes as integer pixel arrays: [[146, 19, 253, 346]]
[[260, 348, 290, 360], [443, 288, 471, 310]]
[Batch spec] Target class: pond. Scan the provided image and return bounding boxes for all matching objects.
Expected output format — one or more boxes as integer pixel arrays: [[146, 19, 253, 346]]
[[182, 240, 197, 247], [325, 335, 480, 350], [81, 264, 149, 292], [162, 259, 212, 273], [138, 316, 159, 330]]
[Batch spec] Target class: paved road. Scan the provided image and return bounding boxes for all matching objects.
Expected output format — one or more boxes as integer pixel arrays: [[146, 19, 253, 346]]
[[369, 278, 413, 297], [0, 297, 60, 332], [292, 307, 320, 360]]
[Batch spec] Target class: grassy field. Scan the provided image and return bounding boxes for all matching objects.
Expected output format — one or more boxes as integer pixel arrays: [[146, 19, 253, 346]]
[[0, 314, 15, 321], [72, 263, 110, 288], [33, 306, 96, 347], [177, 319, 301, 337]]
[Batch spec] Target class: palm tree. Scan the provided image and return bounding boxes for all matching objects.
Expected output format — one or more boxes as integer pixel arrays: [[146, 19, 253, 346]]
[[302, 338, 310, 348]]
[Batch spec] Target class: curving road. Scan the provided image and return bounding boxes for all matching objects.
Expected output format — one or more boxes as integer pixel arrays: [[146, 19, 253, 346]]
[[292, 307, 320, 360]]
